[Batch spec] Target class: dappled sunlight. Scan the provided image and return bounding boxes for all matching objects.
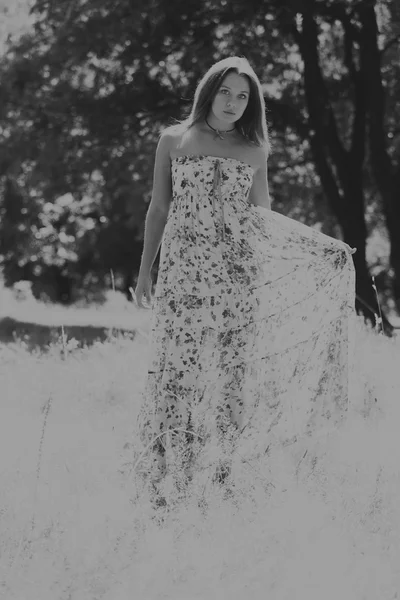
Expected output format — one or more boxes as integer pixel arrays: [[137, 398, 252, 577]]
[[1, 311, 400, 598]]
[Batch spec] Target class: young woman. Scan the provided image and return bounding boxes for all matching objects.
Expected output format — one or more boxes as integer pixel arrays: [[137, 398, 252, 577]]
[[134, 56, 356, 486]]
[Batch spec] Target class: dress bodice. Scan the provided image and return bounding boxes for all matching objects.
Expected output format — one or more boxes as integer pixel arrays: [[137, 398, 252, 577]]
[[171, 154, 255, 198], [171, 155, 255, 242]]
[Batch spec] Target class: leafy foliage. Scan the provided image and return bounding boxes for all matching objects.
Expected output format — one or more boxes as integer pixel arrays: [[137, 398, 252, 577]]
[[0, 0, 398, 320]]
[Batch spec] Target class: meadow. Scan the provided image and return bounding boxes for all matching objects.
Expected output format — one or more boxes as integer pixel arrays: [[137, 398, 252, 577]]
[[1, 282, 400, 599]]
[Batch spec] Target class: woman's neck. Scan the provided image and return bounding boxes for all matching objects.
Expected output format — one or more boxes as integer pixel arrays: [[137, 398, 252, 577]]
[[200, 118, 238, 142], [205, 114, 236, 133]]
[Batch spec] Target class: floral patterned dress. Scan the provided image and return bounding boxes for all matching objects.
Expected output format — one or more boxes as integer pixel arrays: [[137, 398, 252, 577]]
[[136, 154, 356, 475]]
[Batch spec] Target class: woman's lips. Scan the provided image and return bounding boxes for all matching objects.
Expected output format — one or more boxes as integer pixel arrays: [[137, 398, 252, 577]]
[[224, 111, 235, 115]]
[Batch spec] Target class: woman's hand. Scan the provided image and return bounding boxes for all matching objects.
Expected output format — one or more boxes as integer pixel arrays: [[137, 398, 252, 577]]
[[340, 241, 357, 255], [134, 271, 153, 309]]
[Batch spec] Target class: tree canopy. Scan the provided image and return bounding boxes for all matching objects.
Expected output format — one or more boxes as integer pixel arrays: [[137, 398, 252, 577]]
[[0, 0, 399, 329]]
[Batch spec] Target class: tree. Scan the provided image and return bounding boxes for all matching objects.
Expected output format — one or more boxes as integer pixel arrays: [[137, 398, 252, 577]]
[[358, 0, 400, 309], [218, 0, 397, 331], [0, 0, 397, 332]]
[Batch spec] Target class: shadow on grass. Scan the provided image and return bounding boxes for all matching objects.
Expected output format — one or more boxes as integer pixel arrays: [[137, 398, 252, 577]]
[[0, 316, 136, 352]]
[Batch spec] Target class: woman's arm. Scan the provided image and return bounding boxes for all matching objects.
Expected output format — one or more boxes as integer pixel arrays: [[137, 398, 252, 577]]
[[248, 146, 271, 210], [138, 130, 173, 276], [147, 130, 173, 218]]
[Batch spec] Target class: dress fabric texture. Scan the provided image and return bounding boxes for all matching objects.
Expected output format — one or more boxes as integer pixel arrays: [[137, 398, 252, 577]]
[[137, 154, 356, 470]]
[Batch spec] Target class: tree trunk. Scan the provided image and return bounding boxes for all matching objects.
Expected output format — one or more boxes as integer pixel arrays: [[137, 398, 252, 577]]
[[358, 1, 400, 311], [296, 1, 394, 334]]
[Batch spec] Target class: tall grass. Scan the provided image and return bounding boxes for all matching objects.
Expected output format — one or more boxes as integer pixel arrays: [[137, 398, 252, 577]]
[[0, 296, 400, 598]]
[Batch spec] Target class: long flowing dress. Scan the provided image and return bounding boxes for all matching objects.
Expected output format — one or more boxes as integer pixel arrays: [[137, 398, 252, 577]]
[[136, 154, 356, 476]]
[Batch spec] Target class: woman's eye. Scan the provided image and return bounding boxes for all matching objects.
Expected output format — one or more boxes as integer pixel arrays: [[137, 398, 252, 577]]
[[220, 89, 247, 99]]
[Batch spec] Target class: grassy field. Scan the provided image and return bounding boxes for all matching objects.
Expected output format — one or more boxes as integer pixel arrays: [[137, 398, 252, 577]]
[[1, 283, 400, 599]]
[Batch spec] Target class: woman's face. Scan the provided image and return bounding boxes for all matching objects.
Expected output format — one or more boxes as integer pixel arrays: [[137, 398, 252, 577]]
[[210, 72, 250, 124]]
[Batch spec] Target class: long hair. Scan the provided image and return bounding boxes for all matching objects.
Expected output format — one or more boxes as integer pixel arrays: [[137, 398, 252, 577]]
[[173, 56, 270, 154]]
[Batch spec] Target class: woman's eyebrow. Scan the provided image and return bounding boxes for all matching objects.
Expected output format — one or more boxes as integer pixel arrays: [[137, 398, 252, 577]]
[[220, 85, 249, 94]]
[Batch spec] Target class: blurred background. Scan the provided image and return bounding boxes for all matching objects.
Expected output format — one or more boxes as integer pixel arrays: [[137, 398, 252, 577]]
[[0, 0, 399, 333]]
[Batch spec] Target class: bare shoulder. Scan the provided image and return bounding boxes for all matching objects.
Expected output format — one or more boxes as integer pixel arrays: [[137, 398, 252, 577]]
[[236, 141, 268, 171], [157, 125, 179, 151], [158, 124, 187, 157], [251, 143, 269, 171]]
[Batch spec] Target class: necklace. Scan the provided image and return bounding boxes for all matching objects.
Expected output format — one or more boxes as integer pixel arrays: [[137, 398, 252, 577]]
[[205, 117, 236, 140]]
